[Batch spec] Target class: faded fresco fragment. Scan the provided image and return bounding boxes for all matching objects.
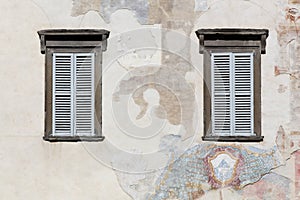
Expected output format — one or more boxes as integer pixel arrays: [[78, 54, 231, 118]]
[[150, 144, 282, 199]]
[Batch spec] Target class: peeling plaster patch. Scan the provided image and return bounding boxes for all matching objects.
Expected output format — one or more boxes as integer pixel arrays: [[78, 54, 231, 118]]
[[275, 126, 300, 160], [290, 132, 300, 151], [112, 134, 184, 200], [240, 173, 291, 200], [277, 3, 300, 132], [276, 126, 290, 157], [164, 31, 187, 53], [295, 150, 300, 199], [71, 0, 101, 16], [71, 0, 149, 24], [147, 0, 173, 24], [115, 30, 159, 68], [99, 0, 149, 24], [113, 66, 196, 139], [278, 84, 288, 93], [274, 66, 289, 76], [194, 0, 209, 12], [158, 134, 182, 154], [112, 151, 161, 200], [290, 0, 300, 3], [150, 144, 282, 200]]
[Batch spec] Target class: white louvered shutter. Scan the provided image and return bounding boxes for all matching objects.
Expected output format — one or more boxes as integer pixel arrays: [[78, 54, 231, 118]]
[[211, 52, 254, 136], [233, 53, 254, 136], [52, 53, 95, 137], [53, 53, 74, 136], [74, 54, 95, 136], [211, 53, 232, 135]]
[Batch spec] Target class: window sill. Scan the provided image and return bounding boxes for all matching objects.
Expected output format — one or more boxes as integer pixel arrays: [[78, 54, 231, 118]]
[[43, 135, 105, 142], [202, 135, 263, 142]]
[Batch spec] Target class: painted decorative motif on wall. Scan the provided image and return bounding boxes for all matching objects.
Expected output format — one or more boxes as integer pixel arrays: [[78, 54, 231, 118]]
[[150, 144, 282, 199]]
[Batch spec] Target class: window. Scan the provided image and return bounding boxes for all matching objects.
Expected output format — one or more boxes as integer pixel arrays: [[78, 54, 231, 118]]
[[195, 29, 268, 142], [38, 29, 109, 142]]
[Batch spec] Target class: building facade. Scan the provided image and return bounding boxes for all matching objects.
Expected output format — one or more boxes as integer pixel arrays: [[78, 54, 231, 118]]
[[0, 0, 299, 199]]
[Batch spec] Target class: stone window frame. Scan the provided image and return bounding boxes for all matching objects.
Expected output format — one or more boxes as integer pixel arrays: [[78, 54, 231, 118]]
[[38, 29, 109, 142], [195, 28, 268, 142]]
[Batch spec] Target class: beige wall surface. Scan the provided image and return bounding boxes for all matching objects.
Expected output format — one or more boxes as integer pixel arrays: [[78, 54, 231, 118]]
[[0, 0, 299, 199]]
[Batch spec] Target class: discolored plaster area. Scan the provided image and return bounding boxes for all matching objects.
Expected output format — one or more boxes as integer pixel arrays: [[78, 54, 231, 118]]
[[239, 172, 291, 199], [277, 0, 300, 132], [111, 0, 202, 140], [113, 65, 197, 139], [71, 0, 149, 24], [71, 0, 202, 139], [71, 0, 101, 16], [68, 0, 300, 199]]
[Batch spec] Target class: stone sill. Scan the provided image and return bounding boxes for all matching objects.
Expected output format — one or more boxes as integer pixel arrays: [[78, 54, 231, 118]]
[[43, 135, 105, 142], [202, 135, 264, 142]]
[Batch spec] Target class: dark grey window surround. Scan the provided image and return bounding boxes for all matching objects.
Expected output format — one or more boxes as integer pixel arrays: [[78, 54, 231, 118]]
[[195, 28, 268, 142], [38, 29, 109, 142]]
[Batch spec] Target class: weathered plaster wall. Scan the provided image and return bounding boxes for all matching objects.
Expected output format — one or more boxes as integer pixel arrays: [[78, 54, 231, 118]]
[[0, 0, 300, 199]]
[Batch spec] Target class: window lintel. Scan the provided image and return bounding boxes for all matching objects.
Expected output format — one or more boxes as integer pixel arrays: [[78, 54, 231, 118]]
[[38, 29, 110, 54], [195, 28, 269, 54]]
